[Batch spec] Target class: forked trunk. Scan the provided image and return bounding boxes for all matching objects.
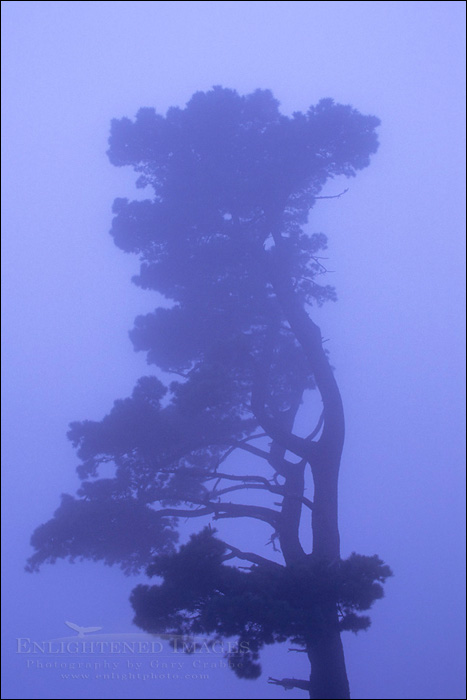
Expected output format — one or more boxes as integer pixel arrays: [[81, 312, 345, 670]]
[[271, 259, 349, 698]]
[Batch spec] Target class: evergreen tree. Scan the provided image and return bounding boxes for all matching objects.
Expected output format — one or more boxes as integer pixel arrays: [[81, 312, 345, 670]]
[[28, 87, 391, 698]]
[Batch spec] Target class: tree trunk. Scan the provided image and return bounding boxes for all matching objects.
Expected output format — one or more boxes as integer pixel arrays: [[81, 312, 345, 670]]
[[307, 616, 350, 699], [270, 256, 349, 698], [311, 458, 340, 560]]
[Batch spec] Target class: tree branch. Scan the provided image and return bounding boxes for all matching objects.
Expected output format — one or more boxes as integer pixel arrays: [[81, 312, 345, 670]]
[[314, 187, 349, 200], [207, 483, 313, 511], [205, 472, 273, 486], [211, 501, 280, 526], [235, 442, 272, 461], [268, 677, 311, 691], [270, 261, 344, 461], [210, 483, 280, 498], [155, 501, 280, 527], [154, 506, 217, 519], [306, 410, 324, 441], [251, 377, 311, 460], [219, 541, 284, 570], [242, 432, 268, 442], [212, 435, 272, 471]]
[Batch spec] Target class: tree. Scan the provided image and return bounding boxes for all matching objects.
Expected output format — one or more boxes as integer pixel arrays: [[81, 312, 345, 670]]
[[28, 86, 392, 699]]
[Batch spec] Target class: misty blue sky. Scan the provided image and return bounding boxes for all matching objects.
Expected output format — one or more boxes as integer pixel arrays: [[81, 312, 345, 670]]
[[2, 2, 465, 699]]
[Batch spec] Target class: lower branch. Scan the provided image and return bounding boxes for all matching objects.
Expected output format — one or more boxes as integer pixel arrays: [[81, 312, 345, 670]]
[[220, 542, 283, 570], [155, 501, 280, 528], [268, 677, 311, 692], [207, 483, 313, 512]]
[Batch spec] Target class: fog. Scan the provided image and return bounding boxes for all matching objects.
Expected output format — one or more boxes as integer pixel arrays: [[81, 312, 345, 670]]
[[2, 2, 465, 699]]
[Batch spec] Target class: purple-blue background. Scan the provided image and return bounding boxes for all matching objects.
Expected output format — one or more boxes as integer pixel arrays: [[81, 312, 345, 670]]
[[2, 2, 465, 698]]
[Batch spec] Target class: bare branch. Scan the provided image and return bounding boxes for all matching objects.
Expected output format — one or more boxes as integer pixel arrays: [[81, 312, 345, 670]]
[[266, 531, 280, 552], [214, 445, 237, 469], [206, 483, 313, 511], [155, 506, 217, 519], [209, 483, 282, 498], [153, 500, 279, 527], [220, 541, 284, 570], [306, 410, 324, 441], [211, 501, 280, 526], [314, 187, 349, 200], [268, 677, 311, 691], [205, 472, 273, 486], [242, 432, 268, 442], [235, 442, 272, 461], [212, 434, 271, 471]]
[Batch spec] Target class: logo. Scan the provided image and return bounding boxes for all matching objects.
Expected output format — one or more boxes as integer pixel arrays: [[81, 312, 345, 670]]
[[64, 621, 103, 638]]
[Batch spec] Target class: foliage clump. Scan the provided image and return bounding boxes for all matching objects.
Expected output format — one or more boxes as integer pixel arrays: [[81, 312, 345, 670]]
[[131, 528, 392, 678]]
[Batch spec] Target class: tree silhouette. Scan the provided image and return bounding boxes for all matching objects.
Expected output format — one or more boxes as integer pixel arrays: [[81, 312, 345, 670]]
[[28, 87, 391, 699]]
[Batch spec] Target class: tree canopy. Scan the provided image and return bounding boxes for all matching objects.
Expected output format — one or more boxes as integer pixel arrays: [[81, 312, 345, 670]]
[[28, 87, 389, 698]]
